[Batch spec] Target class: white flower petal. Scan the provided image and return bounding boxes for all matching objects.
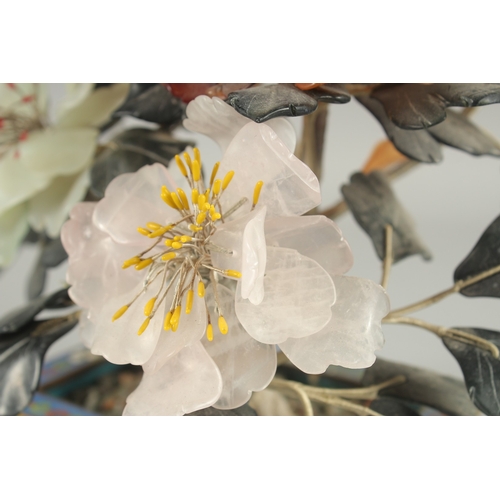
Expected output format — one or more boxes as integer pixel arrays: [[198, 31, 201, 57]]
[[92, 163, 179, 245], [57, 83, 129, 128], [56, 84, 94, 119], [28, 166, 91, 238], [202, 284, 277, 409], [0, 83, 48, 118], [218, 122, 320, 217], [210, 206, 267, 304], [279, 276, 390, 372], [143, 273, 207, 373], [123, 341, 222, 416], [0, 203, 29, 267], [90, 279, 166, 365], [265, 215, 354, 276], [235, 246, 335, 344]]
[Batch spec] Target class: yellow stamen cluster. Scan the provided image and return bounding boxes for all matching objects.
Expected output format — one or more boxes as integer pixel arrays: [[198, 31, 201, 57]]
[[112, 148, 265, 341]]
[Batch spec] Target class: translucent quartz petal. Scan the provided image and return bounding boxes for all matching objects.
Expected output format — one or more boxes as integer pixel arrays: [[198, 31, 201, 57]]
[[92, 163, 179, 245], [184, 96, 251, 152], [57, 83, 129, 128], [264, 215, 354, 276], [210, 206, 267, 304], [218, 122, 320, 217], [78, 309, 97, 349], [143, 273, 207, 373], [28, 166, 91, 238], [0, 128, 97, 213], [202, 284, 277, 409], [123, 341, 222, 416], [235, 246, 335, 344], [56, 84, 94, 120], [0, 203, 29, 267], [62, 203, 142, 312], [183, 95, 296, 153], [90, 278, 166, 365], [279, 276, 390, 372]]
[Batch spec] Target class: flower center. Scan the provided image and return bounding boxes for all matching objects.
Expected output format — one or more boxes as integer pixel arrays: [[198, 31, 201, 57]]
[[0, 83, 44, 160], [112, 148, 264, 342]]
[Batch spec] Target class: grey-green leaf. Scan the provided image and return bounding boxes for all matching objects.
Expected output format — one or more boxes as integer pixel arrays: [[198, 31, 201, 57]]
[[226, 84, 318, 122], [0, 314, 79, 416], [454, 214, 500, 298], [443, 327, 500, 416], [356, 95, 443, 163], [341, 171, 431, 263]]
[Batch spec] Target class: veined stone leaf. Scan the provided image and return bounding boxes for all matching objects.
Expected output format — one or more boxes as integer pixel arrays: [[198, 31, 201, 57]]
[[113, 84, 184, 126], [428, 110, 500, 157], [91, 129, 193, 198], [305, 84, 351, 104], [454, 214, 500, 298], [369, 396, 419, 416], [371, 83, 500, 130], [0, 288, 72, 335], [0, 314, 78, 416], [356, 95, 442, 163], [226, 84, 318, 122], [443, 327, 500, 416], [341, 171, 431, 263]]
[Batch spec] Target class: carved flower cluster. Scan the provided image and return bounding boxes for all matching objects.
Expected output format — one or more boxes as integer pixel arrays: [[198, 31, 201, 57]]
[[61, 96, 390, 415]]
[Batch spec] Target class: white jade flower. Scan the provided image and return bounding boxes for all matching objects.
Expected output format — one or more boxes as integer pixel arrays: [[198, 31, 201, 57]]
[[0, 83, 129, 266], [61, 96, 390, 416]]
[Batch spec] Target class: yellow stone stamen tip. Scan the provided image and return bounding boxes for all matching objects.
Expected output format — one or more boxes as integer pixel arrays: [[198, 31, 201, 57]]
[[175, 155, 188, 177], [112, 305, 128, 322], [164, 311, 173, 331], [135, 258, 153, 270], [185, 289, 194, 314], [206, 324, 214, 342], [198, 280, 205, 298], [218, 315, 228, 335], [138, 317, 150, 336], [137, 227, 151, 236], [253, 180, 264, 206], [122, 256, 140, 269], [226, 269, 242, 279], [222, 170, 235, 190], [161, 252, 176, 261], [144, 297, 156, 316]]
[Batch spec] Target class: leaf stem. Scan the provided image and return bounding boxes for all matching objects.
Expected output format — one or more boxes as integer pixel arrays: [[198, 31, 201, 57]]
[[387, 263, 500, 318], [383, 315, 500, 358]]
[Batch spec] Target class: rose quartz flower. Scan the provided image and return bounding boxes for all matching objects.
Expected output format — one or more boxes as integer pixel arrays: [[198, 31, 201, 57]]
[[61, 96, 389, 415]]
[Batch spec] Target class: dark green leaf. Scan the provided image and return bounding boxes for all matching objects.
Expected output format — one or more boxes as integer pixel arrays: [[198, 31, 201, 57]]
[[226, 84, 318, 122], [91, 129, 193, 198], [113, 84, 184, 126], [341, 172, 431, 263], [0, 314, 79, 415], [27, 256, 46, 300], [454, 215, 500, 297], [371, 83, 500, 130], [0, 288, 72, 335], [41, 237, 68, 268], [356, 95, 443, 163], [443, 327, 500, 416], [428, 110, 500, 157], [305, 84, 351, 104]]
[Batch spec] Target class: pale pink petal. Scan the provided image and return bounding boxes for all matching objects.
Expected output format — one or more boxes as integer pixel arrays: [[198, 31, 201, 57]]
[[235, 246, 335, 344], [217, 122, 320, 217], [143, 273, 207, 373], [202, 284, 277, 409], [210, 206, 267, 304], [264, 215, 354, 276], [279, 276, 390, 372], [123, 341, 223, 416], [90, 278, 167, 365], [92, 163, 180, 245]]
